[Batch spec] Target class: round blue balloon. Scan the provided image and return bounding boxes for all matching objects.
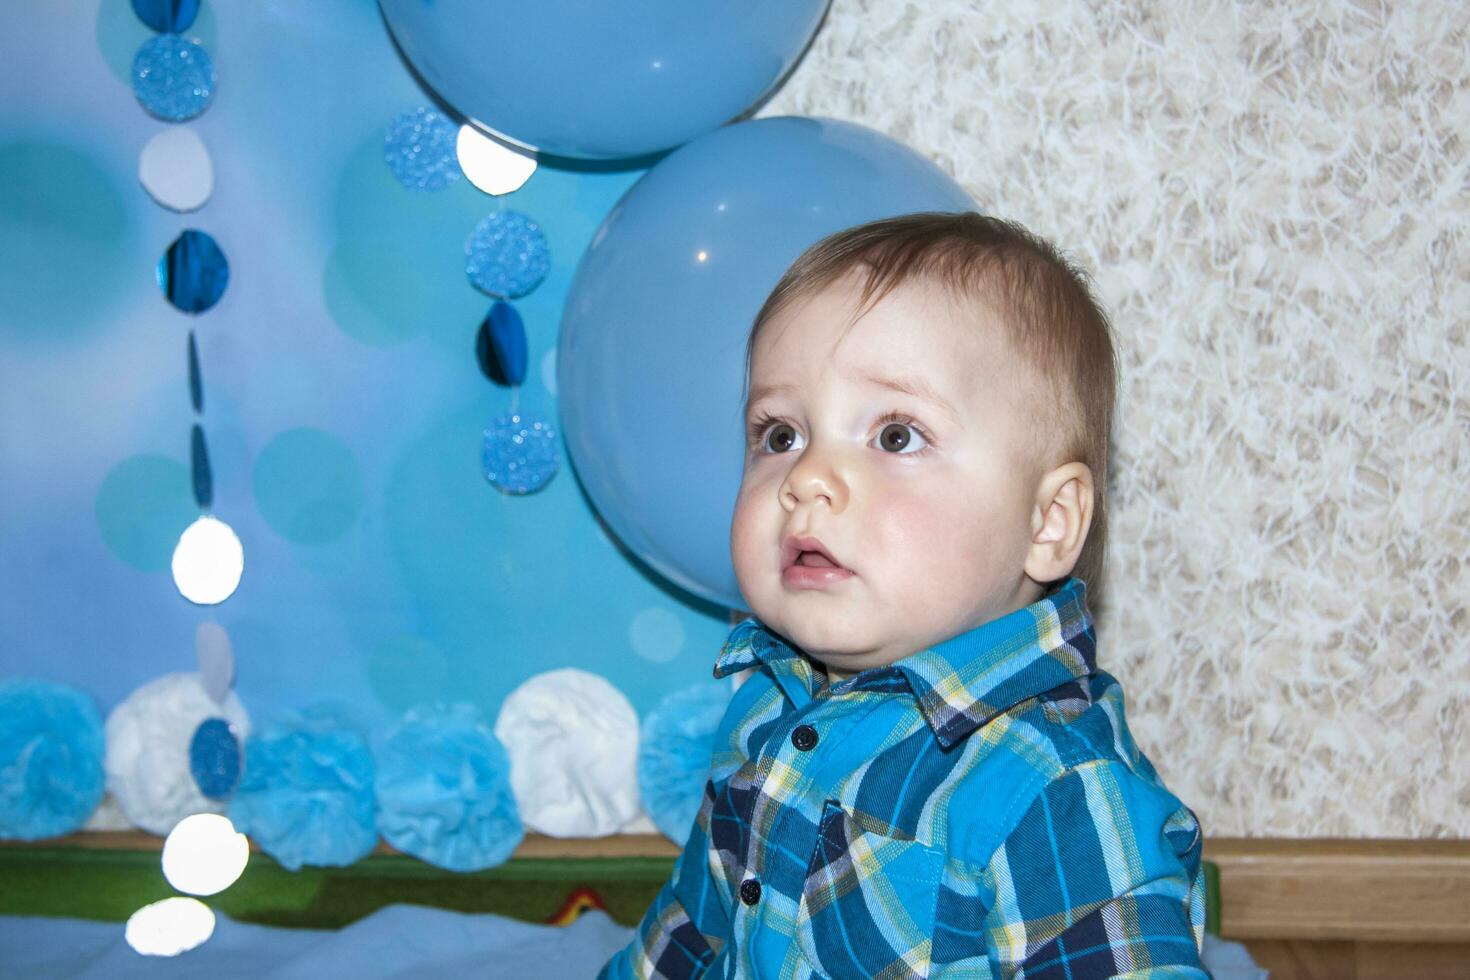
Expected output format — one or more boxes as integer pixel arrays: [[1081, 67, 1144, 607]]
[[188, 717, 241, 800], [378, 0, 829, 160], [558, 117, 976, 610]]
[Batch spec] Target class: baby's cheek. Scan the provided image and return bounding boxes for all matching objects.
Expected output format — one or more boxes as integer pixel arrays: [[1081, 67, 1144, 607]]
[[729, 485, 769, 576], [873, 482, 996, 591], [873, 484, 962, 552]]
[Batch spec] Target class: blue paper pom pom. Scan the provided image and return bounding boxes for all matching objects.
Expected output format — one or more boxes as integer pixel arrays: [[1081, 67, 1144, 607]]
[[465, 210, 549, 298], [481, 411, 559, 494], [375, 703, 523, 871], [0, 679, 106, 841], [638, 682, 733, 844], [384, 106, 462, 192], [226, 713, 378, 870], [189, 717, 241, 800], [131, 35, 216, 122]]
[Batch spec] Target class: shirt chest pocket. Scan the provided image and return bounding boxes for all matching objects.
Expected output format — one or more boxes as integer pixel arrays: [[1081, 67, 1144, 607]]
[[796, 799, 944, 979]]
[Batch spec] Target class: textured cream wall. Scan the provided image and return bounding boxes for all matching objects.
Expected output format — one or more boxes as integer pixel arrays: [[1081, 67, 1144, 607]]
[[754, 0, 1469, 837]]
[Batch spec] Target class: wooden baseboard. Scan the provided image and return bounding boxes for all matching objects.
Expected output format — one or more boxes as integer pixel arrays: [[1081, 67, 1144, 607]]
[[1203, 837, 1470, 944]]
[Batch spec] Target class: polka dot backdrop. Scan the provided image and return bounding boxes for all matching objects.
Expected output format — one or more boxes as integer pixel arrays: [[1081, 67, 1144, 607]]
[[0, 0, 734, 792]]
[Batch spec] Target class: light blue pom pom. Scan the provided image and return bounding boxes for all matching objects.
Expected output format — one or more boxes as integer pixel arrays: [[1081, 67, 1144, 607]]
[[375, 702, 523, 871], [227, 711, 378, 870], [638, 682, 732, 844], [0, 679, 106, 841]]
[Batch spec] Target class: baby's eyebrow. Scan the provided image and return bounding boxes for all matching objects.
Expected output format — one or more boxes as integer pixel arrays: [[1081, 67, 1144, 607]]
[[861, 372, 960, 422], [744, 374, 959, 423], [744, 382, 796, 413]]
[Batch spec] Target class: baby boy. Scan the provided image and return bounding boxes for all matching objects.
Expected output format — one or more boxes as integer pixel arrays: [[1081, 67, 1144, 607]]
[[601, 211, 1208, 978]]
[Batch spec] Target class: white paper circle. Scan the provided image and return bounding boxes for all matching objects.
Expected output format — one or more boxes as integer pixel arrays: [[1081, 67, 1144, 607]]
[[125, 897, 216, 957], [138, 127, 214, 212], [105, 672, 251, 836], [456, 124, 536, 195], [161, 813, 250, 896], [493, 668, 639, 837], [172, 515, 244, 605]]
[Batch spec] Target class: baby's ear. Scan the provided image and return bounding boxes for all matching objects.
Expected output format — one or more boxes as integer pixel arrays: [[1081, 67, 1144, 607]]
[[1024, 462, 1094, 584]]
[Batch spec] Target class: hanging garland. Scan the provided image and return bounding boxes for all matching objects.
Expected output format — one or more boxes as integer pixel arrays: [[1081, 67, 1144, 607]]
[[126, 0, 244, 816], [382, 106, 559, 494]]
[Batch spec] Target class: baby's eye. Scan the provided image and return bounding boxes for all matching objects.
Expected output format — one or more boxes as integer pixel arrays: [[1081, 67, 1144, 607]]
[[873, 417, 930, 454], [762, 422, 804, 454]]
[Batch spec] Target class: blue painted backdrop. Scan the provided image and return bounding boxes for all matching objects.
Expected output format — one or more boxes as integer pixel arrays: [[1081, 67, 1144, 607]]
[[0, 0, 734, 735]]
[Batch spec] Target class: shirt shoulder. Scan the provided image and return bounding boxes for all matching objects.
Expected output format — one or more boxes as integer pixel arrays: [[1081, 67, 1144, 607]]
[[944, 667, 1195, 864]]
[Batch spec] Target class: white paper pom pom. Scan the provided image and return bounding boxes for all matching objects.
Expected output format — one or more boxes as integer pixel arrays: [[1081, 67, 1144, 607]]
[[493, 668, 639, 837], [105, 673, 251, 836]]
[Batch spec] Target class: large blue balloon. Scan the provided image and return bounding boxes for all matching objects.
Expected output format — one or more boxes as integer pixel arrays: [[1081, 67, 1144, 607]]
[[379, 0, 830, 161], [558, 117, 977, 610]]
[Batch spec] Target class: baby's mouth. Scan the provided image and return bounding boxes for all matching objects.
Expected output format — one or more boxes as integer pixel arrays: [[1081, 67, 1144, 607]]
[[781, 534, 851, 574]]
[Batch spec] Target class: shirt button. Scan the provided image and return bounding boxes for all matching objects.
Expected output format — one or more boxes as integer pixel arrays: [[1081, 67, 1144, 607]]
[[739, 877, 762, 905], [791, 724, 818, 751]]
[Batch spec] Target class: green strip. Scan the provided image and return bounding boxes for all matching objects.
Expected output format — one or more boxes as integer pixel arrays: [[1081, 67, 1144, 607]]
[[0, 847, 674, 929], [1203, 859, 1221, 936]]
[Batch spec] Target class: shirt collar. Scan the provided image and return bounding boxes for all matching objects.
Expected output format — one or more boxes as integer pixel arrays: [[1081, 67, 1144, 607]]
[[713, 576, 1097, 749]]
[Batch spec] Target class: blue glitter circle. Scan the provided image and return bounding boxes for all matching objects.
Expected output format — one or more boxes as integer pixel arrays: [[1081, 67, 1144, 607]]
[[383, 106, 462, 192], [131, 35, 216, 122], [465, 211, 550, 299], [481, 412, 559, 494], [189, 717, 242, 800]]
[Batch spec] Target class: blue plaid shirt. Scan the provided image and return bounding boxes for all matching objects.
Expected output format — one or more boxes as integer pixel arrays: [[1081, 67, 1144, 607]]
[[601, 577, 1207, 978]]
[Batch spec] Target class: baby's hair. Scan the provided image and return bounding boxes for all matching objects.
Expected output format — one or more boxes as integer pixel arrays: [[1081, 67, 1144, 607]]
[[743, 210, 1118, 596]]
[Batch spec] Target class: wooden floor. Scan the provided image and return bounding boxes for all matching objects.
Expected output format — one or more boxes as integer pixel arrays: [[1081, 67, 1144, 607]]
[[1240, 939, 1470, 980]]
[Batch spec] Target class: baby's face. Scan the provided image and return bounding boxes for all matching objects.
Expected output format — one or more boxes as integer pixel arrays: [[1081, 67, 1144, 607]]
[[730, 270, 1050, 676]]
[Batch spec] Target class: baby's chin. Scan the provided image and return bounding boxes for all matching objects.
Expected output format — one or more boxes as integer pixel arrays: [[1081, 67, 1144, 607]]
[[763, 607, 882, 662]]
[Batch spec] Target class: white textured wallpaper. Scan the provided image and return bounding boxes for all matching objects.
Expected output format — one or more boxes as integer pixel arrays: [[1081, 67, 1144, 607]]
[[754, 0, 1469, 837]]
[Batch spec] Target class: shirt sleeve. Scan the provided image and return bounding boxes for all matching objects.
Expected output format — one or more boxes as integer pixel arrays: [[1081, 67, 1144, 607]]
[[979, 759, 1209, 979], [597, 780, 731, 980]]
